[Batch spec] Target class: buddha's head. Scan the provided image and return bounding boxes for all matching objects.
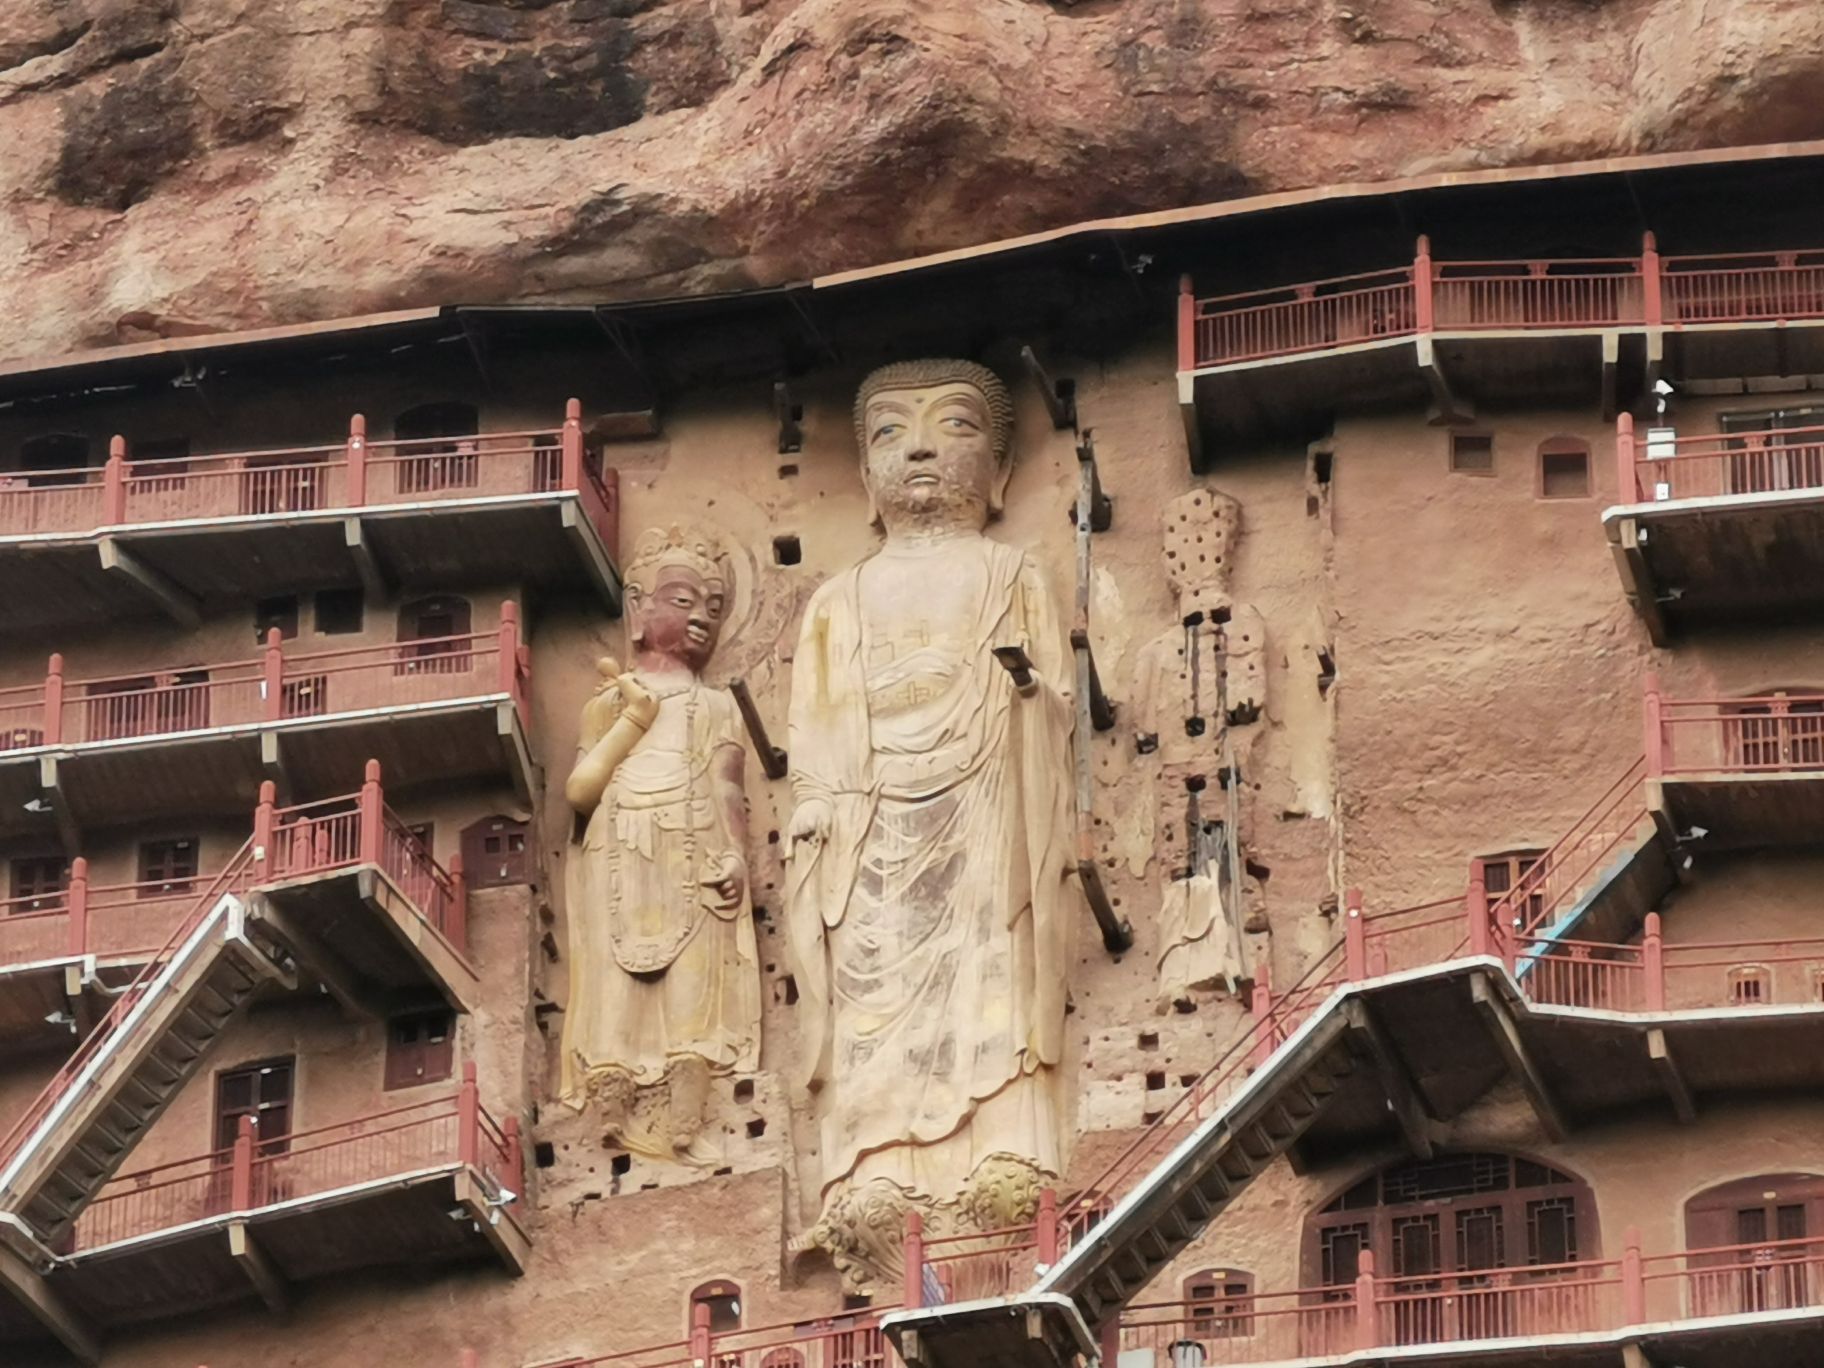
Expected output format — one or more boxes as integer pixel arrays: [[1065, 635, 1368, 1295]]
[[854, 359, 1015, 533], [623, 525, 728, 671]]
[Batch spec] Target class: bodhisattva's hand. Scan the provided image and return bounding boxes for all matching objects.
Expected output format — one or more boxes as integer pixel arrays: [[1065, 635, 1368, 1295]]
[[787, 797, 833, 850], [700, 852, 747, 911], [617, 672, 659, 731]]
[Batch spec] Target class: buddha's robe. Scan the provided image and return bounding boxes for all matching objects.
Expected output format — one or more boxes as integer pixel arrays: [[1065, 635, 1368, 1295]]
[[786, 536, 1075, 1201]]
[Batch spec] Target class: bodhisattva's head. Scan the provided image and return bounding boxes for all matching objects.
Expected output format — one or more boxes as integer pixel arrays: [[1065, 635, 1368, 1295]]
[[623, 526, 728, 672], [853, 359, 1015, 534]]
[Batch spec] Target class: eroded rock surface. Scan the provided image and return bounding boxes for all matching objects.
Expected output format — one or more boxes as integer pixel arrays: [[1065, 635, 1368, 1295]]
[[3, 0, 1823, 360]]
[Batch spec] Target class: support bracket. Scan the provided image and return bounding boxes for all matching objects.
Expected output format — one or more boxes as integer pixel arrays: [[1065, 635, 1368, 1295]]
[[1470, 972, 1568, 1141], [1072, 431, 1113, 533], [773, 382, 803, 456], [1020, 345, 1078, 432], [729, 679, 788, 781], [228, 1219, 290, 1314], [1646, 1027, 1696, 1124], [37, 755, 80, 857], [1344, 999, 1436, 1159], [98, 536, 201, 628], [1069, 629, 1116, 732], [343, 517, 391, 600], [0, 1239, 99, 1364]]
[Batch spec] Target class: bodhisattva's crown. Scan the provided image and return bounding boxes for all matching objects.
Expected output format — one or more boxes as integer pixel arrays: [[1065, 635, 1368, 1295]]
[[625, 524, 727, 596]]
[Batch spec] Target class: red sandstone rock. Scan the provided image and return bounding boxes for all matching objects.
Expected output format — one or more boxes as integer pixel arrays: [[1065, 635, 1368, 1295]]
[[2, 0, 1824, 360]]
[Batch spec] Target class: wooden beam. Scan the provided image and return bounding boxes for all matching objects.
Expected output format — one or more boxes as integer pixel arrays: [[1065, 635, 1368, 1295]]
[[558, 499, 624, 616], [37, 755, 80, 857], [259, 732, 289, 794], [228, 1220, 290, 1314], [1470, 972, 1568, 1141], [1416, 336, 1473, 425], [453, 1169, 529, 1275], [0, 1241, 99, 1364], [1606, 516, 1669, 647], [1344, 999, 1436, 1159], [1177, 372, 1205, 472], [97, 536, 201, 628], [342, 517, 390, 599], [245, 894, 384, 1020], [1622, 1342, 1657, 1368], [1646, 1028, 1696, 1124], [497, 702, 536, 806]]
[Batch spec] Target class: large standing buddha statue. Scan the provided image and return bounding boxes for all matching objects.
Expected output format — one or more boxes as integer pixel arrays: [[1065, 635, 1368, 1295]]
[[785, 359, 1077, 1287]]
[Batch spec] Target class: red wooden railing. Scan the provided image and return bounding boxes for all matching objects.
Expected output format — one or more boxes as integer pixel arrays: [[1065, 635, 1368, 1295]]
[[0, 862, 229, 969], [0, 604, 526, 757], [0, 401, 619, 557], [73, 1063, 521, 1251], [0, 763, 467, 1173], [1619, 412, 1824, 504], [528, 1304, 903, 1368], [1108, 1230, 1824, 1365], [1647, 678, 1824, 778], [1180, 235, 1824, 370]]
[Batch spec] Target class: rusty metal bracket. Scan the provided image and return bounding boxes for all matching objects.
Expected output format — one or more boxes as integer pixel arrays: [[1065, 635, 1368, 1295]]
[[1069, 628, 1116, 732], [1073, 430, 1113, 532], [774, 381, 803, 455], [729, 679, 787, 780], [1020, 344, 1077, 432]]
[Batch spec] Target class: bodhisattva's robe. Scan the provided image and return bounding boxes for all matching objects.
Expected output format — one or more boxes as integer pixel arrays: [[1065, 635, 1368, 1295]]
[[561, 682, 761, 1108], [786, 536, 1075, 1202]]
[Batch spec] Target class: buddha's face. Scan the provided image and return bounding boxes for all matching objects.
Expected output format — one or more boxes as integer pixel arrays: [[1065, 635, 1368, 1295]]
[[630, 564, 725, 670], [862, 381, 1000, 531]]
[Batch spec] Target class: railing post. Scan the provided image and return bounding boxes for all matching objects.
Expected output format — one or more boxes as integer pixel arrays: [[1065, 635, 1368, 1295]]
[[1036, 1186, 1060, 1266], [1643, 912, 1666, 1011], [1621, 1225, 1645, 1323], [1250, 960, 1275, 1068], [103, 436, 127, 525], [262, 626, 285, 723], [902, 1208, 926, 1310], [1344, 887, 1366, 981], [1353, 1249, 1379, 1350], [1643, 671, 1665, 779], [346, 413, 368, 506], [1097, 1317, 1120, 1368], [1413, 236, 1435, 334], [231, 1115, 256, 1211], [689, 1300, 712, 1368], [458, 1060, 480, 1168], [1177, 274, 1196, 371], [358, 759, 384, 867], [66, 856, 89, 956], [561, 398, 585, 490], [253, 779, 277, 880], [1466, 865, 1490, 958], [1616, 412, 1638, 504], [43, 653, 64, 746], [449, 850, 469, 953], [498, 600, 522, 700], [503, 1114, 524, 1189], [1641, 231, 1663, 328]]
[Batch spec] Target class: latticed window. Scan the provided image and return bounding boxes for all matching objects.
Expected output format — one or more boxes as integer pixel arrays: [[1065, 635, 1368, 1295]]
[[1476, 851, 1549, 936], [1319, 1222, 1368, 1289], [1526, 1197, 1577, 1265], [10, 856, 69, 912], [1727, 965, 1771, 1007], [1184, 1269, 1254, 1337], [139, 837, 200, 896]]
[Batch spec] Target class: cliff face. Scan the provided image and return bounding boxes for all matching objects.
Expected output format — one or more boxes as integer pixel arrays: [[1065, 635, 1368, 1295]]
[[3, 0, 1823, 361]]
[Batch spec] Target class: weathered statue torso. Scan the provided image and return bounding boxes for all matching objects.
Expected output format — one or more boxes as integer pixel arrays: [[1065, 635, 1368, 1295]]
[[786, 361, 1077, 1289]]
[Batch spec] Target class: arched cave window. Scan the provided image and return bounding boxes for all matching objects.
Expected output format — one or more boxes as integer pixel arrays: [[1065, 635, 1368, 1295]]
[[1684, 1173, 1824, 1315], [394, 401, 480, 493], [16, 433, 92, 488], [395, 594, 473, 674], [689, 1278, 743, 1334], [1305, 1152, 1598, 1296]]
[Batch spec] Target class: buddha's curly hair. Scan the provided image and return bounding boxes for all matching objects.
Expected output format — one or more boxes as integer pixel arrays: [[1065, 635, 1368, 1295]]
[[852, 359, 1015, 465]]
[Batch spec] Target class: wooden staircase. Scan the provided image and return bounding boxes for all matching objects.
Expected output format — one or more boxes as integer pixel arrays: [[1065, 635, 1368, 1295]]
[[1046, 1004, 1359, 1329], [0, 888, 294, 1250]]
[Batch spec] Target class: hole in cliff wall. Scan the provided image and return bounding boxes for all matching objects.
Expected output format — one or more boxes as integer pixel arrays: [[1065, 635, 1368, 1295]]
[[776, 975, 799, 1006], [734, 1079, 756, 1103], [778, 463, 799, 478], [1138, 1030, 1160, 1051], [534, 1141, 556, 1169], [1317, 647, 1337, 697], [610, 1153, 632, 1176], [1145, 1071, 1166, 1091], [1245, 859, 1272, 884], [1313, 449, 1334, 485], [773, 535, 802, 566], [746, 1118, 767, 1139]]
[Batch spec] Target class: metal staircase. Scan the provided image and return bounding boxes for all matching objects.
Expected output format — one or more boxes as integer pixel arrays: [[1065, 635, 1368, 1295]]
[[0, 846, 294, 1250]]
